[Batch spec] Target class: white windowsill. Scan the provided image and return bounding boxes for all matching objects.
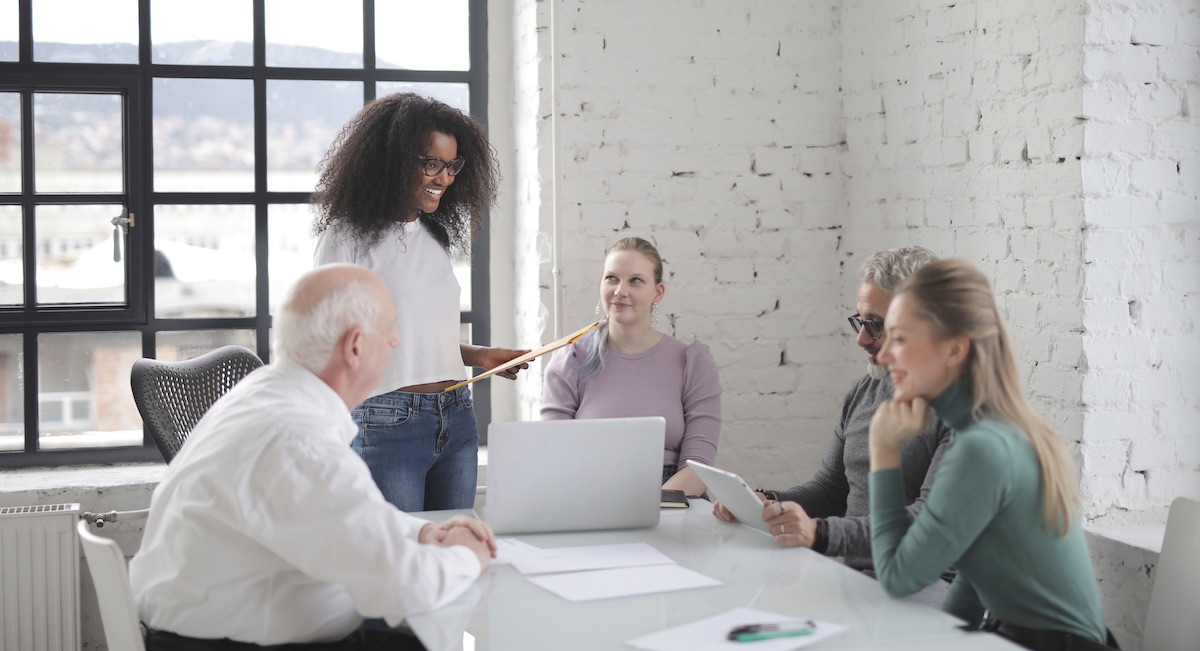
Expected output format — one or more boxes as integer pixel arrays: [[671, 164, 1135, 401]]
[[0, 452, 491, 507], [1085, 522, 1166, 555]]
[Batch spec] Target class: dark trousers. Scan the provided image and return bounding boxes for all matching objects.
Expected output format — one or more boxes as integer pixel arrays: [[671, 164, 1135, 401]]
[[145, 625, 426, 651], [993, 623, 1121, 651], [965, 616, 1120, 651]]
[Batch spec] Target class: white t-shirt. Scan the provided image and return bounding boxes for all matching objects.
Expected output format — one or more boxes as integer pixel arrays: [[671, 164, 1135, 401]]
[[314, 220, 465, 396], [129, 360, 481, 644]]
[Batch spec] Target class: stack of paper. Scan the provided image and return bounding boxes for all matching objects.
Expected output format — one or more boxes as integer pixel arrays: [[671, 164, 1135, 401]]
[[496, 539, 721, 602], [508, 542, 673, 575]]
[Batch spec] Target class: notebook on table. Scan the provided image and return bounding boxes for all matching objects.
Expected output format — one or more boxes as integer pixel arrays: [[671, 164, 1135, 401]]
[[483, 417, 665, 535]]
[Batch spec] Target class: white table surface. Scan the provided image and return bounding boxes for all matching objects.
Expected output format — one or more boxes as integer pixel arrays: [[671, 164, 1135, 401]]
[[406, 500, 1023, 651]]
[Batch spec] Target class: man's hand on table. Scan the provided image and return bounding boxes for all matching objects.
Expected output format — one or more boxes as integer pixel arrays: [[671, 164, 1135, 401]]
[[420, 515, 498, 570]]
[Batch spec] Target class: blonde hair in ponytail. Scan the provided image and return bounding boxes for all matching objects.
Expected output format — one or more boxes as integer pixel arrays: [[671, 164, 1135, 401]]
[[897, 259, 1079, 536]]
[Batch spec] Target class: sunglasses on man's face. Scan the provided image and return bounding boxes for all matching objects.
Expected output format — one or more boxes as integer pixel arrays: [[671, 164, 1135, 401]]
[[847, 313, 884, 340]]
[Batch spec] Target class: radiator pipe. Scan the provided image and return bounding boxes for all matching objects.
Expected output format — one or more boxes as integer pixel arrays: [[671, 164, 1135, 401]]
[[82, 508, 150, 528]]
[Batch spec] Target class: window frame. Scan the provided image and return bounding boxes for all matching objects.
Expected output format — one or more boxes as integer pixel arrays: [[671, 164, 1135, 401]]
[[0, 0, 491, 468]]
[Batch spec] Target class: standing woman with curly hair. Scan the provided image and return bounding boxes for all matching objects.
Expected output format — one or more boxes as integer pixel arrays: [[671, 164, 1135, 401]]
[[313, 93, 527, 512]]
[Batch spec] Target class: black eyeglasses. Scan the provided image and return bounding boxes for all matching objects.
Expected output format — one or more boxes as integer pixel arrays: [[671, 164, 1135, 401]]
[[417, 156, 466, 177], [848, 313, 884, 340]]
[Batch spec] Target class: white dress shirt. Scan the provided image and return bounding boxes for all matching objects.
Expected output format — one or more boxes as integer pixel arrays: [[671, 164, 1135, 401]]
[[129, 359, 481, 645]]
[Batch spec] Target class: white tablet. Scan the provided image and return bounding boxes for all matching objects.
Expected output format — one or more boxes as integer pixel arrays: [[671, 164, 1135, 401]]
[[688, 461, 771, 534]]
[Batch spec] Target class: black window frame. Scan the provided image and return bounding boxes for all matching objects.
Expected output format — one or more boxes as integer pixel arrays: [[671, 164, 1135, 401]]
[[0, 0, 491, 468]]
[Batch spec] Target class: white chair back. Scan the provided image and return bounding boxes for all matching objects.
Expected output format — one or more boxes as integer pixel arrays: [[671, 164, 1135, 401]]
[[77, 519, 146, 651], [1143, 496, 1200, 651]]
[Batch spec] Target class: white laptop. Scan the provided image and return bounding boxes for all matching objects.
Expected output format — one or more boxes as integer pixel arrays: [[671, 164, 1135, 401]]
[[483, 417, 665, 535]]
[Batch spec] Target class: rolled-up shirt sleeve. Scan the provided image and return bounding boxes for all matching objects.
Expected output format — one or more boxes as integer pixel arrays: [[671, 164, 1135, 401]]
[[242, 435, 481, 624]]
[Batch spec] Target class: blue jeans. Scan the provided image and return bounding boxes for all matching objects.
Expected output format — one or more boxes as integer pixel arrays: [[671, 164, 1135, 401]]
[[351, 386, 479, 512]]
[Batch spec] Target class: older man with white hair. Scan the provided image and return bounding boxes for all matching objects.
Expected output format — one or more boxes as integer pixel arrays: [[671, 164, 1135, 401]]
[[131, 263, 493, 651]]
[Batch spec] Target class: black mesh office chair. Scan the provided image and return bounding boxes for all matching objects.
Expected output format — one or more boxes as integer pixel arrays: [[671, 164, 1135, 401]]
[[130, 345, 264, 463]]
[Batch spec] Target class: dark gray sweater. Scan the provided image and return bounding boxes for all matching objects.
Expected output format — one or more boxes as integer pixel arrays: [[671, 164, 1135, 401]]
[[776, 374, 951, 571]]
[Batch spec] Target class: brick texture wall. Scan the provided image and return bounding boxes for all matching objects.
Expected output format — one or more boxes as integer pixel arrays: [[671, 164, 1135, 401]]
[[842, 0, 1091, 493], [513, 0, 849, 487], [1081, 0, 1200, 525], [508, 0, 1199, 526]]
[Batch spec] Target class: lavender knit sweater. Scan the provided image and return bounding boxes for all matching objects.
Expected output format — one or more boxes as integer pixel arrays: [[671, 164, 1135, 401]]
[[540, 334, 722, 468]]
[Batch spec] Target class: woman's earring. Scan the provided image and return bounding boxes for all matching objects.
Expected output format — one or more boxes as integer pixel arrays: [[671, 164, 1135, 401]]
[[595, 301, 604, 318], [651, 302, 660, 329]]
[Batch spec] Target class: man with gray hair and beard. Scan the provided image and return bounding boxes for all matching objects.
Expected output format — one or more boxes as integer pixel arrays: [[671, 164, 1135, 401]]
[[714, 246, 954, 604]]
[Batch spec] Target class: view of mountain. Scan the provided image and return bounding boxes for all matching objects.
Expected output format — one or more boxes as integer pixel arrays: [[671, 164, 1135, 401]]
[[0, 41, 469, 171], [0, 41, 467, 126]]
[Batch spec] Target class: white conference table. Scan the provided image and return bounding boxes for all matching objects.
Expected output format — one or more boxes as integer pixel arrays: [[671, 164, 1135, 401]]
[[406, 500, 1023, 651]]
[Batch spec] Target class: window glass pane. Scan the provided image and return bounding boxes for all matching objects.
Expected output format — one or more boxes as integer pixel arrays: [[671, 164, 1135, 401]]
[[38, 331, 141, 451], [267, 80, 362, 192], [35, 92, 124, 193], [0, 334, 23, 453], [154, 78, 254, 192], [0, 205, 22, 306], [36, 204, 125, 305], [265, 0, 362, 68], [33, 0, 138, 64], [151, 0, 252, 66], [0, 92, 20, 192], [376, 82, 469, 114], [0, 0, 15, 62], [156, 330, 256, 362], [155, 204, 255, 318], [267, 204, 316, 317], [376, 1, 470, 72]]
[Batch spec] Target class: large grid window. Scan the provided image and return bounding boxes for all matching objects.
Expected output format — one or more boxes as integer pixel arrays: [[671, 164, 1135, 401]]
[[0, 0, 490, 468]]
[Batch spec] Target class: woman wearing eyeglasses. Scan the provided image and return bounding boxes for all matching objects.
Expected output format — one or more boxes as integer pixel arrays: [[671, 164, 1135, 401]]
[[868, 259, 1112, 650], [312, 93, 527, 512]]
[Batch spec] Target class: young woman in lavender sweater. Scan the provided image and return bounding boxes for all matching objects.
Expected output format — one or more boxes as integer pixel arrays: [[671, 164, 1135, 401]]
[[541, 237, 722, 497]]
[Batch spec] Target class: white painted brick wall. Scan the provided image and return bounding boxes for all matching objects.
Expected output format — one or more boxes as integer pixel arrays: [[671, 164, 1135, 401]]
[[509, 0, 557, 422], [505, 11, 1197, 644], [1082, 0, 1200, 532], [842, 0, 1093, 500], [513, 0, 847, 486]]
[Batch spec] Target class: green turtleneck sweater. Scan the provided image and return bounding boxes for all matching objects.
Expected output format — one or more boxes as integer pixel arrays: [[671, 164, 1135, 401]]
[[869, 380, 1106, 642]]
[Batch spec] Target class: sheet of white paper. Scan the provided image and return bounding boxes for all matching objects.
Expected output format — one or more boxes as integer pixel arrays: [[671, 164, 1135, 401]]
[[527, 564, 721, 602], [626, 607, 849, 651], [511, 542, 674, 575], [492, 538, 557, 567]]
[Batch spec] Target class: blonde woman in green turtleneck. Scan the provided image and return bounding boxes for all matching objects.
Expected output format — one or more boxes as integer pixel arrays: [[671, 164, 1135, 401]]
[[867, 259, 1112, 651]]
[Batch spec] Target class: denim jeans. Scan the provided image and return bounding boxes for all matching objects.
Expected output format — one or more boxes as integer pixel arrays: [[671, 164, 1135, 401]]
[[351, 386, 479, 512]]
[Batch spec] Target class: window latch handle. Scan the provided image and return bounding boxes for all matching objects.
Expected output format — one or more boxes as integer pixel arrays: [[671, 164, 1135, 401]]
[[111, 210, 131, 263]]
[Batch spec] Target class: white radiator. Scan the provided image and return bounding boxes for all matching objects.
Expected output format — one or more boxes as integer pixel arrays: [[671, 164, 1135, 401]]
[[0, 503, 81, 651]]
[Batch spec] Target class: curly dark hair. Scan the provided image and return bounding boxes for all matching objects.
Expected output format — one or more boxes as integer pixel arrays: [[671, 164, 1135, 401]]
[[311, 93, 499, 254]]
